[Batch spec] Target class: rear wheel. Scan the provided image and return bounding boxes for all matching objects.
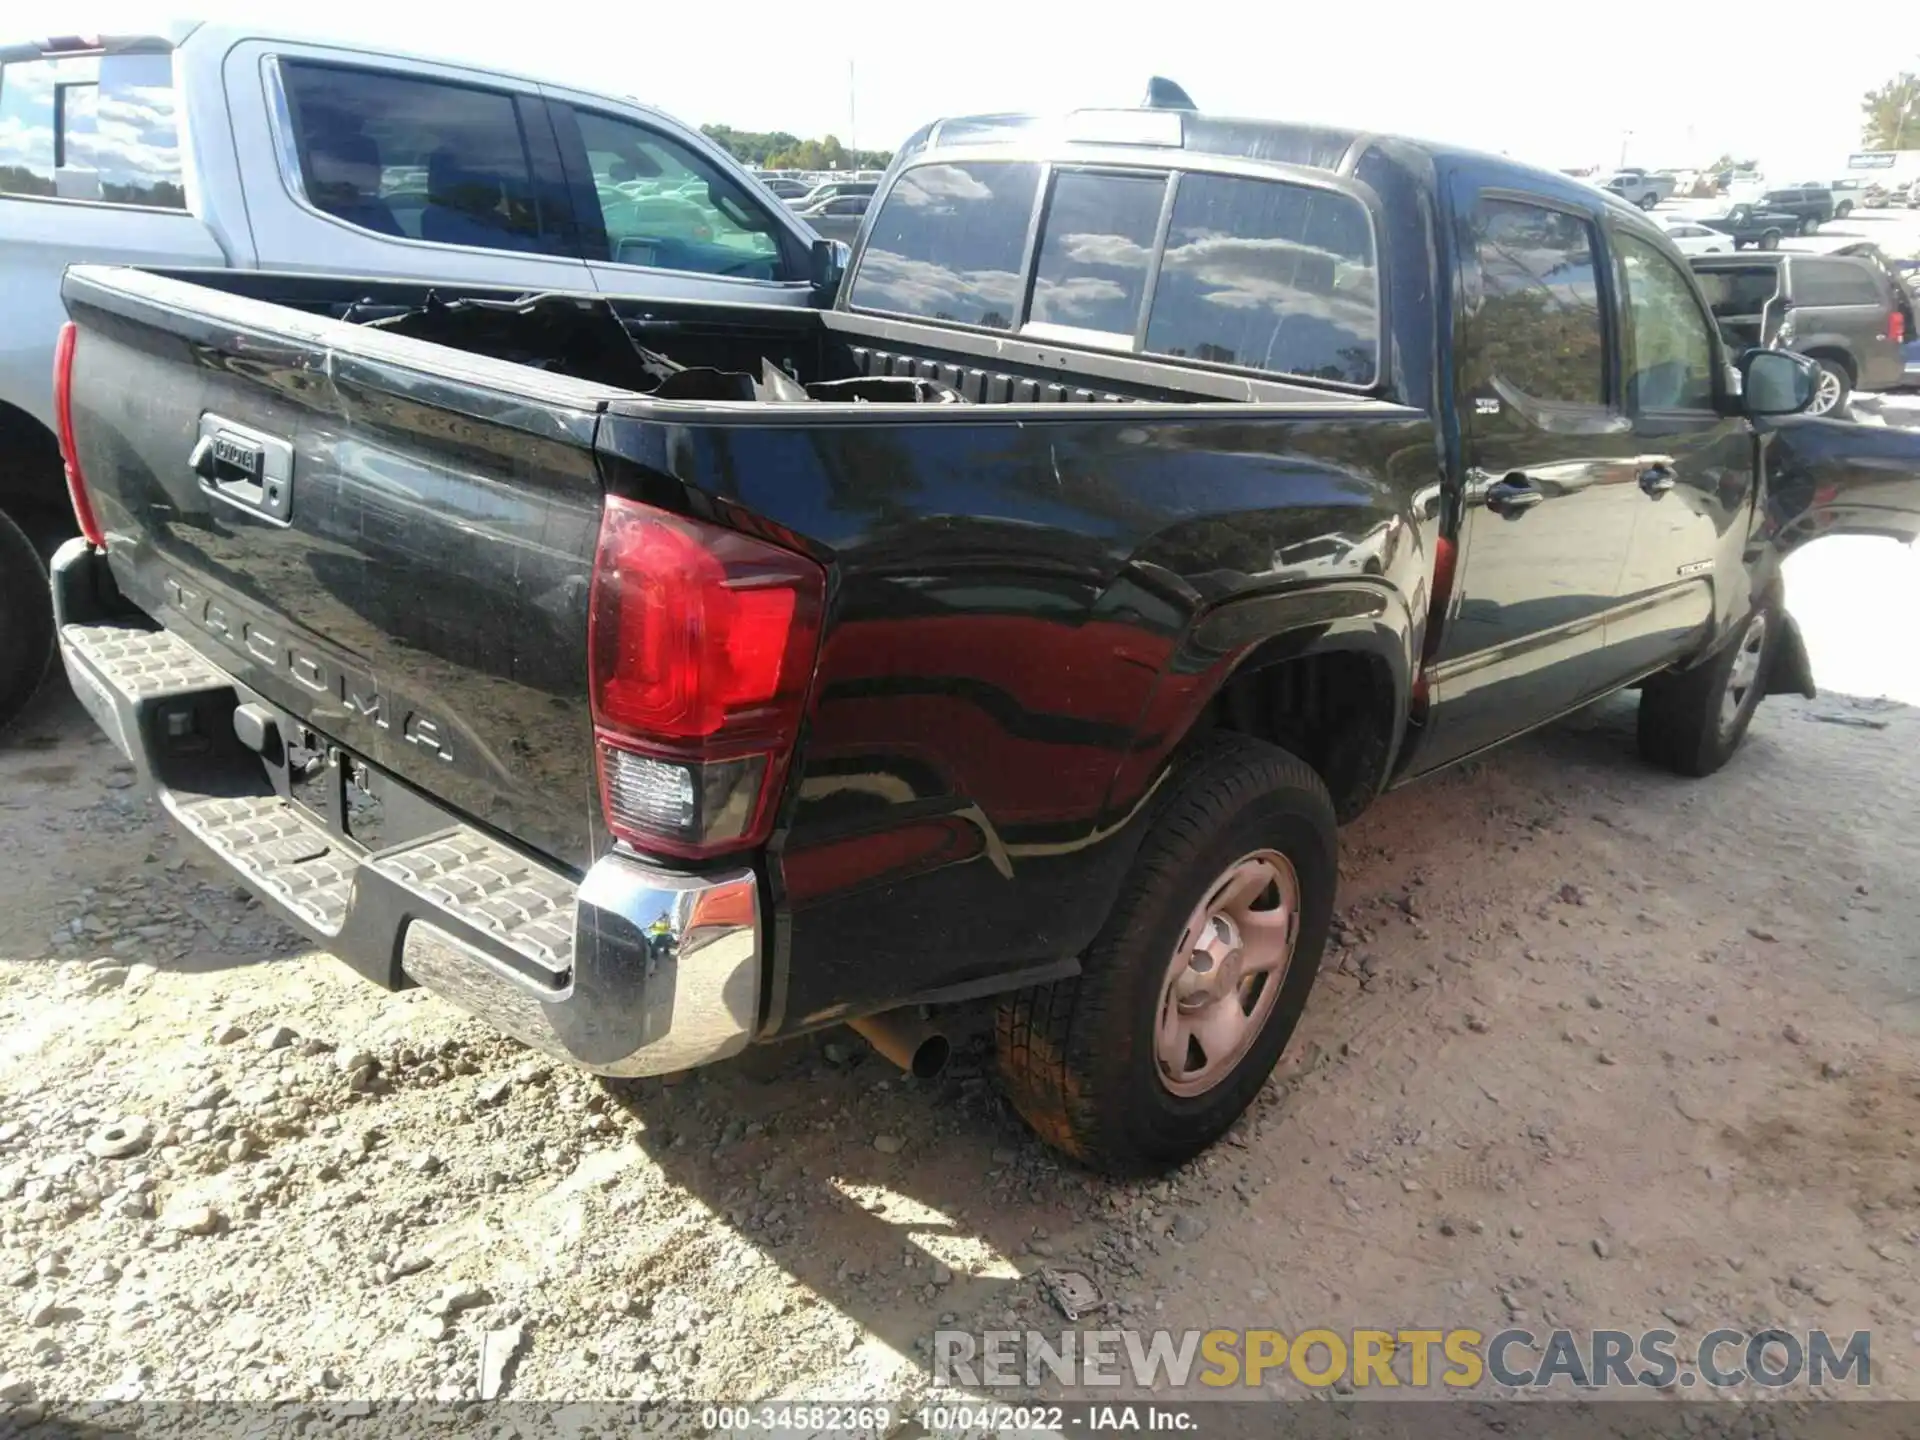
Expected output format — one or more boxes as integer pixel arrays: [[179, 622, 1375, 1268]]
[[1799, 216, 1819, 235], [1803, 358, 1852, 417], [1759, 229, 1782, 250], [1637, 597, 1779, 777], [995, 735, 1336, 1174], [0, 507, 55, 738]]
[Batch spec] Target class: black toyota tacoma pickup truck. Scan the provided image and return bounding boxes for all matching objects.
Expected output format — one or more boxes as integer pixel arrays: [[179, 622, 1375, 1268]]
[[49, 103, 1920, 1172]]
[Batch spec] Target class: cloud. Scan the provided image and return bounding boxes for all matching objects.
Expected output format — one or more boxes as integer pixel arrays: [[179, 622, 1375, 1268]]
[[852, 247, 1022, 324]]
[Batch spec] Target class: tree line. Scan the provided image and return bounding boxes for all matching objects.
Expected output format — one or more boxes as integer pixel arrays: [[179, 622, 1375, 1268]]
[[700, 124, 892, 172], [1861, 72, 1919, 149]]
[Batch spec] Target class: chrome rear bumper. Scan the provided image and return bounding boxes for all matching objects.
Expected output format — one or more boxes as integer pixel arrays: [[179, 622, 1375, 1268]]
[[51, 539, 761, 1077]]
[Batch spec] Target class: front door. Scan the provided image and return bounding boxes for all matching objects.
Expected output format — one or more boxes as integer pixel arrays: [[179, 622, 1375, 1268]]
[[1418, 188, 1647, 770], [1606, 224, 1750, 671]]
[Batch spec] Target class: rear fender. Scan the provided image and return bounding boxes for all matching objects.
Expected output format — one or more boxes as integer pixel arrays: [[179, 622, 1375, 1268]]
[[1101, 580, 1416, 826]]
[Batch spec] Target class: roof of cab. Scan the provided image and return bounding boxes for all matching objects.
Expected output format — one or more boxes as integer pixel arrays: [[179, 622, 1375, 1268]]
[[902, 105, 1652, 223]]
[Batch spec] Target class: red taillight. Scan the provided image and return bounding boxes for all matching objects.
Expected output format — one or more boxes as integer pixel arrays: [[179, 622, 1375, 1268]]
[[1892, 311, 1907, 345], [588, 496, 824, 858], [53, 322, 106, 548]]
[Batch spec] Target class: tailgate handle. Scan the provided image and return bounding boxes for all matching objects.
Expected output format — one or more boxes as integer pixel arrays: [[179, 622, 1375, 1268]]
[[192, 415, 294, 526]]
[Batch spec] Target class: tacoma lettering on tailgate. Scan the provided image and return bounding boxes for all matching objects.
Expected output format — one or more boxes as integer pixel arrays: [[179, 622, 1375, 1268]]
[[162, 576, 454, 761]]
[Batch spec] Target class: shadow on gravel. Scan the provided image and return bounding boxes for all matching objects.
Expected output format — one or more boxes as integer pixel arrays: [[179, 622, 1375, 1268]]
[[598, 1008, 1107, 1385], [0, 674, 313, 978], [0, 669, 88, 753], [579, 680, 1913, 1384]]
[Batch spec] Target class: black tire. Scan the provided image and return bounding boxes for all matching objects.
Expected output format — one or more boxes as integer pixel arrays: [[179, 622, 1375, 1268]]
[[0, 507, 55, 739], [1760, 229, 1781, 250], [995, 734, 1337, 1174], [1637, 192, 1660, 211], [1836, 201, 1853, 219], [1803, 357, 1852, 418], [1799, 217, 1818, 235], [1637, 594, 1779, 777]]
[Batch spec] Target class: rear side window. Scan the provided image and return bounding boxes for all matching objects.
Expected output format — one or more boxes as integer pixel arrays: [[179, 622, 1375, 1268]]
[[1463, 198, 1605, 406], [850, 161, 1040, 330], [1790, 258, 1884, 307], [280, 61, 565, 255], [0, 52, 185, 207], [1028, 170, 1166, 340], [1695, 265, 1781, 317], [1145, 173, 1379, 384]]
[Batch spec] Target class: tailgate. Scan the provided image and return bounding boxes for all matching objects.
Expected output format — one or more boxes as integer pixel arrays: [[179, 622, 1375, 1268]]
[[60, 266, 625, 870]]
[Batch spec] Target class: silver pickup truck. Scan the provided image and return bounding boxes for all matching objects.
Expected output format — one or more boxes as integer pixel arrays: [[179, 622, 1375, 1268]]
[[0, 24, 841, 733]]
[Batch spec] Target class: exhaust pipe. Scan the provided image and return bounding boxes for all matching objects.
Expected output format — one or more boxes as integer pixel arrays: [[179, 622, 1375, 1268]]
[[849, 1010, 950, 1079]]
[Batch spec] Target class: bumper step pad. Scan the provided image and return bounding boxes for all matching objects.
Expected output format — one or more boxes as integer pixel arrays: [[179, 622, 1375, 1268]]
[[61, 623, 227, 699], [172, 794, 358, 935], [371, 833, 575, 980]]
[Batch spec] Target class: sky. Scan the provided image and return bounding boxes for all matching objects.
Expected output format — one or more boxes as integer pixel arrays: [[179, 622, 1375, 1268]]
[[10, 0, 1913, 181]]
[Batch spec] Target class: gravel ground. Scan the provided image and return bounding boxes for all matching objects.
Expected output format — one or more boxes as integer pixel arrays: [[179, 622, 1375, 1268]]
[[1, 539, 1917, 1417]]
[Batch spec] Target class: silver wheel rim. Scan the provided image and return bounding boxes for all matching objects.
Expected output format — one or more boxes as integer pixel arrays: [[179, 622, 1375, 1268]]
[[1154, 850, 1300, 1098], [1719, 611, 1769, 739], [1808, 367, 1843, 415]]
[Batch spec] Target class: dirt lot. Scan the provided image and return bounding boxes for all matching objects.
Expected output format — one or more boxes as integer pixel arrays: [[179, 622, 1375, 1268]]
[[1, 538, 1917, 1412]]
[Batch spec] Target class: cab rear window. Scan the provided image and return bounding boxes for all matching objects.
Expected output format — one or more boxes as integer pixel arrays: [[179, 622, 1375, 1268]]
[[850, 160, 1380, 386], [1145, 173, 1378, 385], [849, 161, 1039, 331]]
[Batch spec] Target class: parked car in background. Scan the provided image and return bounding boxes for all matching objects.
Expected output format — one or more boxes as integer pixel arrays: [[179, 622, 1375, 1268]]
[[1659, 219, 1735, 255], [757, 176, 811, 200], [1696, 203, 1798, 249], [0, 24, 841, 735], [1603, 168, 1675, 209], [798, 178, 877, 207], [1827, 178, 1867, 217], [1758, 185, 1836, 233], [791, 192, 869, 243], [1691, 251, 1907, 415]]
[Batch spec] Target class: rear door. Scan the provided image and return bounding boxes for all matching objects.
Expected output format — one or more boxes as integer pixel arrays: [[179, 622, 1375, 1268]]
[[1418, 182, 1649, 769], [222, 39, 592, 289], [1786, 257, 1903, 391]]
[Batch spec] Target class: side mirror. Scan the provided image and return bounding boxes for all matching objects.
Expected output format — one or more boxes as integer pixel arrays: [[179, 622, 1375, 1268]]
[[1737, 347, 1820, 416], [809, 238, 852, 301]]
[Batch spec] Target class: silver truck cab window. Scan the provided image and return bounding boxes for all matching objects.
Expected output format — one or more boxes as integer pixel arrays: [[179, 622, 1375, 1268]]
[[279, 61, 565, 254], [0, 52, 185, 208], [571, 109, 785, 280]]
